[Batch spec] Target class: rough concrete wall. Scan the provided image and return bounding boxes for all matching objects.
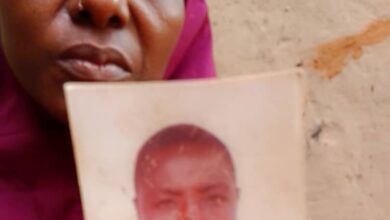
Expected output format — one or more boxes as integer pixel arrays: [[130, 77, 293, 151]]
[[208, 0, 390, 219]]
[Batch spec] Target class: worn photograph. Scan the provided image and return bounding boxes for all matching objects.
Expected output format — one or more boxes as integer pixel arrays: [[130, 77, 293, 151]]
[[65, 70, 305, 220]]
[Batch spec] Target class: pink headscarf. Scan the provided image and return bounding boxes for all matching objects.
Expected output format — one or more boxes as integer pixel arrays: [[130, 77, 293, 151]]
[[0, 0, 215, 219]]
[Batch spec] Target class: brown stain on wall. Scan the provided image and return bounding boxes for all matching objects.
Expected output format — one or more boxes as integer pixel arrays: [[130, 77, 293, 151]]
[[311, 19, 390, 79]]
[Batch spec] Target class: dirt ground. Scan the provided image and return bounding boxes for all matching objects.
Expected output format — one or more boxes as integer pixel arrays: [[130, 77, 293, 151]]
[[209, 0, 390, 219]]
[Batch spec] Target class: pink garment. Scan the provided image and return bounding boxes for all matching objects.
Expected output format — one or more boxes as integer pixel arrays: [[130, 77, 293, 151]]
[[0, 0, 215, 219], [165, 0, 215, 79]]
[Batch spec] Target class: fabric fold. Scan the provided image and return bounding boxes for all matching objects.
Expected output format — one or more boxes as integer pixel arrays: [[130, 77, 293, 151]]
[[0, 0, 215, 219]]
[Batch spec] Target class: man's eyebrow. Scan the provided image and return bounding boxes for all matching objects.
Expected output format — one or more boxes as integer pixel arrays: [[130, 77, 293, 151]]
[[197, 183, 229, 193], [156, 188, 181, 196]]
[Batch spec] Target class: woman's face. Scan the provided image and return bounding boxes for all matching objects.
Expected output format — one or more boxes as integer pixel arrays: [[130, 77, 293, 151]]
[[0, 0, 184, 122]]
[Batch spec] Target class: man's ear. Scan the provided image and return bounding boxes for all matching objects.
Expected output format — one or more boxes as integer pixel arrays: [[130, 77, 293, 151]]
[[133, 197, 139, 210], [235, 187, 241, 201], [133, 197, 142, 219]]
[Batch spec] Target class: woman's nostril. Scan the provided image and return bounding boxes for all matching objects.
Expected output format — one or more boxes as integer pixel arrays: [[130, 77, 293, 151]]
[[109, 16, 122, 28], [77, 9, 91, 21]]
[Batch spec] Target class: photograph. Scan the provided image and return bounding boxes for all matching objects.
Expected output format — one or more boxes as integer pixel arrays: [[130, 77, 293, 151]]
[[65, 69, 305, 220]]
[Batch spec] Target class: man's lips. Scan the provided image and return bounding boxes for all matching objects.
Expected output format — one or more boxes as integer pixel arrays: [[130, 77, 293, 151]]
[[58, 44, 132, 81]]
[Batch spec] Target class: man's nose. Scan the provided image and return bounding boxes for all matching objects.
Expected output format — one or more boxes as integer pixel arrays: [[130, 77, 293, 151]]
[[67, 0, 130, 28], [181, 199, 201, 220]]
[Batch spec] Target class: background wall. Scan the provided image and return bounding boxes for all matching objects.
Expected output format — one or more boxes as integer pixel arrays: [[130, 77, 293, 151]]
[[208, 0, 390, 219]]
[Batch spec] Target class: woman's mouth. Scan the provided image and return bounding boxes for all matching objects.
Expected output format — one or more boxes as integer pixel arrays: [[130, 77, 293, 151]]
[[58, 44, 132, 81]]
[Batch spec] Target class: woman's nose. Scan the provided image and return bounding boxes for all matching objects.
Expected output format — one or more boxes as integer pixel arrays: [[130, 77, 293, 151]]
[[68, 0, 130, 28]]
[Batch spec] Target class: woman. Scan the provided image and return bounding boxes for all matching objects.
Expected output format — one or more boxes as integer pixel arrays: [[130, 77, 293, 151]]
[[0, 0, 215, 219]]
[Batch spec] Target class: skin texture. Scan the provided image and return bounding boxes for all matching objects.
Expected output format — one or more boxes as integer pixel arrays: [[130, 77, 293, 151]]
[[135, 125, 239, 220], [0, 0, 185, 122]]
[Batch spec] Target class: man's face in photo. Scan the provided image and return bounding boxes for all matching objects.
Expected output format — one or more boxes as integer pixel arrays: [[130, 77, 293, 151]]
[[135, 142, 238, 220]]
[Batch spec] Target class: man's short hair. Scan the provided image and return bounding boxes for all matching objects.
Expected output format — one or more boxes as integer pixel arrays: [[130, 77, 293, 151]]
[[134, 123, 236, 189]]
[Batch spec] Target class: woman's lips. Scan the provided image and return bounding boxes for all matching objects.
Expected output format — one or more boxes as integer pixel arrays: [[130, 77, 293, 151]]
[[58, 44, 132, 81]]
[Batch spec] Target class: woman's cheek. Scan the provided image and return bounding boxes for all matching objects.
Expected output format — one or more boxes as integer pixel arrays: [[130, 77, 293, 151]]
[[153, 0, 185, 20]]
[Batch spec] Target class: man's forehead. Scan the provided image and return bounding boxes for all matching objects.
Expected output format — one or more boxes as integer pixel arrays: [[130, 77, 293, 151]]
[[135, 124, 236, 191], [136, 149, 236, 190], [138, 142, 232, 174], [142, 141, 226, 158]]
